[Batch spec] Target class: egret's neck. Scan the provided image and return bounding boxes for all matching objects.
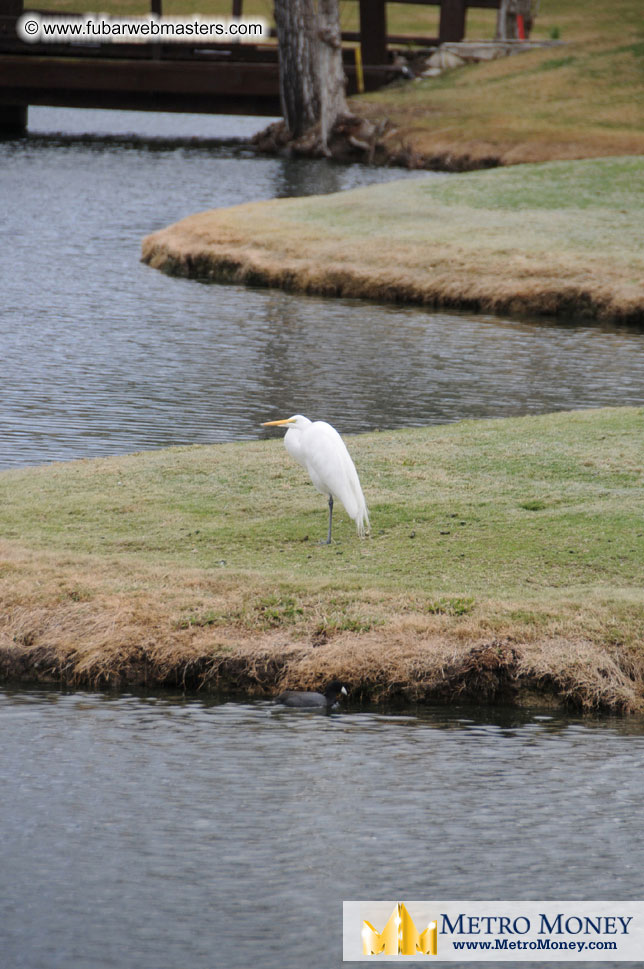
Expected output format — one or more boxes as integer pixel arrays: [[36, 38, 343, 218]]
[[284, 425, 306, 467]]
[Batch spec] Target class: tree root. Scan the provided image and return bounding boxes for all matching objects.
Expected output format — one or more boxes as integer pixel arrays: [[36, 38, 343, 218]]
[[251, 113, 425, 167]]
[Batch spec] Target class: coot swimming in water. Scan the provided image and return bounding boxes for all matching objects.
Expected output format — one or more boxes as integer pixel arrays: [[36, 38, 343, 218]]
[[274, 681, 348, 709]]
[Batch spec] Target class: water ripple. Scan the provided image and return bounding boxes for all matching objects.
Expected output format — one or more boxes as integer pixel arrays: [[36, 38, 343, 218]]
[[0, 687, 642, 969]]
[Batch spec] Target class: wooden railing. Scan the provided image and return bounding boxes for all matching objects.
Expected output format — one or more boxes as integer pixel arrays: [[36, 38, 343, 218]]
[[0, 0, 501, 132]]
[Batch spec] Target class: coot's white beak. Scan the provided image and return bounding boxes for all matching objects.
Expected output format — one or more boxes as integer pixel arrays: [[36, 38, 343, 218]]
[[341, 686, 348, 696]]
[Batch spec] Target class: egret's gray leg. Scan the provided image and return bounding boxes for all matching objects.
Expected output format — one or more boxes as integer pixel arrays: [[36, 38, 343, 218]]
[[325, 496, 333, 545]]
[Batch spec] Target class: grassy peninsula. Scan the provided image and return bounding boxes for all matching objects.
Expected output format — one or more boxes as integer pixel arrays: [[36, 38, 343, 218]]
[[2, 408, 643, 712], [142, 156, 644, 324]]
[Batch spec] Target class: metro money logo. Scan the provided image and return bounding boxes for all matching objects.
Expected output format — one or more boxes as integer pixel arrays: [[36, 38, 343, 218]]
[[362, 902, 438, 956]]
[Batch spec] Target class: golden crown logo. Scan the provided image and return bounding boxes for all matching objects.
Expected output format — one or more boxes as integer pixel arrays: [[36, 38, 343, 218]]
[[362, 902, 438, 956]]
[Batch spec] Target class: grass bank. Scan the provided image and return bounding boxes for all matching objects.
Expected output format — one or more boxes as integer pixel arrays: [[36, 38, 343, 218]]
[[2, 408, 644, 712], [142, 156, 644, 324]]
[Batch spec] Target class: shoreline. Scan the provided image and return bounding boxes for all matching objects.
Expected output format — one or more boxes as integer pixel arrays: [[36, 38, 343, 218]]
[[1, 632, 639, 714], [248, 116, 507, 173], [2, 409, 643, 714], [141, 246, 640, 327]]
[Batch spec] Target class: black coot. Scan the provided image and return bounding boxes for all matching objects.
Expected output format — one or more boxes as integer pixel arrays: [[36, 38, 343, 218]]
[[274, 681, 348, 709]]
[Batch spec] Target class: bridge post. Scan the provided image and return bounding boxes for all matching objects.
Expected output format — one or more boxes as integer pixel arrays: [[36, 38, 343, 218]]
[[0, 103, 27, 136], [0, 0, 27, 134], [358, 0, 387, 80], [439, 0, 467, 43]]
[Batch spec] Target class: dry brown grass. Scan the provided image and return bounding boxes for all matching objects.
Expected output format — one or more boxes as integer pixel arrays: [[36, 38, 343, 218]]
[[1, 541, 642, 713], [142, 157, 644, 324]]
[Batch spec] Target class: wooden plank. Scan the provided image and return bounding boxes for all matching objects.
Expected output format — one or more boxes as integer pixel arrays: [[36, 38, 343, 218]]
[[0, 54, 281, 95], [342, 30, 439, 47], [0, 87, 281, 114], [0, 37, 279, 59]]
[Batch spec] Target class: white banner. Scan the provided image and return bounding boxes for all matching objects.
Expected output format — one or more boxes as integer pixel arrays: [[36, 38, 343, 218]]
[[343, 901, 644, 962]]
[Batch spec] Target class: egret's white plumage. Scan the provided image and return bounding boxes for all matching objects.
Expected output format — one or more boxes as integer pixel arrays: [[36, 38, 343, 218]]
[[261, 415, 370, 543]]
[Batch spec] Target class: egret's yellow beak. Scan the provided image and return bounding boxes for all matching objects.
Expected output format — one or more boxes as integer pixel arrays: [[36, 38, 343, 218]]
[[261, 418, 296, 427]]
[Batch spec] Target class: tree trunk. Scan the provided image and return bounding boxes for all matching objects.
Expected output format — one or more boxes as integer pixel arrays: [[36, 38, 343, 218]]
[[274, 0, 348, 150], [316, 0, 347, 148]]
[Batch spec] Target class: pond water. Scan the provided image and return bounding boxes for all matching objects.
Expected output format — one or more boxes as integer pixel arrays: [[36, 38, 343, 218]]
[[1, 687, 642, 969], [1, 107, 644, 471]]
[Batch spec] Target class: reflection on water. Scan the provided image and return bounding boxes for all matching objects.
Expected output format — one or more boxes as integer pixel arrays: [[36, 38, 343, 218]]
[[0, 687, 642, 969], [1, 106, 644, 472]]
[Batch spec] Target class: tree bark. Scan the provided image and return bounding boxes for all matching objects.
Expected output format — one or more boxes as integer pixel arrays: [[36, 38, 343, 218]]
[[274, 0, 348, 150], [316, 0, 347, 148]]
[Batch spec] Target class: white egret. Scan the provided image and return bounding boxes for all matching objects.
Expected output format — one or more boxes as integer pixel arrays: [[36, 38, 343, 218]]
[[261, 415, 370, 544]]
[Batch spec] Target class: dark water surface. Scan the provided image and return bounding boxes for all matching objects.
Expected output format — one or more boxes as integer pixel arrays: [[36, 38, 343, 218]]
[[1, 688, 643, 969], [2, 107, 644, 470]]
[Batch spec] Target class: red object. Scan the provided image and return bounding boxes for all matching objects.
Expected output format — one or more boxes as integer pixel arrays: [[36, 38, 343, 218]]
[[517, 14, 526, 40]]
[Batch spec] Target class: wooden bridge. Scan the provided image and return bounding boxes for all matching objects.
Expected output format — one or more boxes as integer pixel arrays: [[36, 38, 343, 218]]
[[0, 0, 501, 134]]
